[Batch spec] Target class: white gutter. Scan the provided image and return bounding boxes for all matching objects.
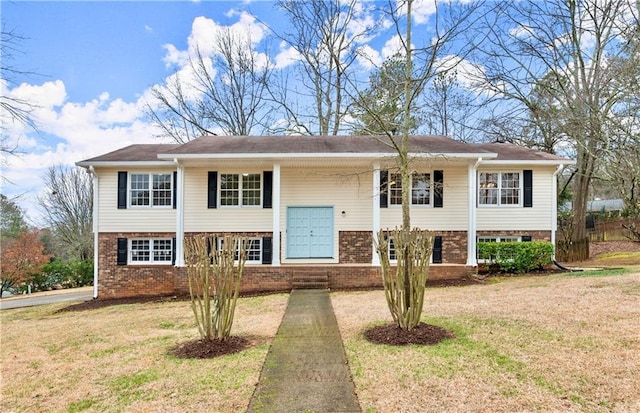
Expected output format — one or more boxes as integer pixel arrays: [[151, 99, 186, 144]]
[[551, 164, 565, 258], [174, 159, 185, 266], [466, 158, 482, 266], [89, 166, 99, 299], [478, 160, 576, 166]]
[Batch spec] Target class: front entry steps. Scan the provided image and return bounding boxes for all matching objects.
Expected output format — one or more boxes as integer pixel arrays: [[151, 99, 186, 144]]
[[292, 271, 329, 290]]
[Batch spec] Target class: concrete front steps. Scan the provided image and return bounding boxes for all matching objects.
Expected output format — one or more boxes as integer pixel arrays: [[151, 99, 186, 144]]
[[292, 271, 329, 290]]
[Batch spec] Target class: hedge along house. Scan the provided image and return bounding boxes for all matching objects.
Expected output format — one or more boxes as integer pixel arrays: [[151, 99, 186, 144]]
[[77, 135, 574, 299]]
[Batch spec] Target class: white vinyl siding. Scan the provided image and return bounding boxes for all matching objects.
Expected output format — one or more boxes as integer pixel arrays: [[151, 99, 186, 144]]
[[381, 166, 468, 230], [183, 168, 271, 233], [477, 167, 554, 231], [97, 168, 176, 233]]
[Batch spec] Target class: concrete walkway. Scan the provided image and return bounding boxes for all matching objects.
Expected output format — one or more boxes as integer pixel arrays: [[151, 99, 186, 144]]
[[247, 289, 361, 413]]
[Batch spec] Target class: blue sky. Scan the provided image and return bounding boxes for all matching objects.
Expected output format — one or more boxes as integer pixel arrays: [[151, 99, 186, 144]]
[[1, 0, 476, 224], [2, 1, 286, 223]]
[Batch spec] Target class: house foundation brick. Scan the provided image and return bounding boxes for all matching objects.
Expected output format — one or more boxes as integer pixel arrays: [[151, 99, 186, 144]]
[[99, 230, 553, 299]]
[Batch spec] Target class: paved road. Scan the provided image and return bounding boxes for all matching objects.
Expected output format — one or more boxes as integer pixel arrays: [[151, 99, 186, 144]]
[[0, 287, 93, 310]]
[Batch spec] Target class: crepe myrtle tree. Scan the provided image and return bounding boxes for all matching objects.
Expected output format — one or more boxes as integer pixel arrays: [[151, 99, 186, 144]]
[[353, 0, 482, 330], [184, 234, 247, 341]]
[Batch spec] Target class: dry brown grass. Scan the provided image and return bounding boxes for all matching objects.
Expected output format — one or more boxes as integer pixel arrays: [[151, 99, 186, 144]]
[[1, 294, 287, 413], [3, 271, 640, 413], [332, 272, 640, 413]]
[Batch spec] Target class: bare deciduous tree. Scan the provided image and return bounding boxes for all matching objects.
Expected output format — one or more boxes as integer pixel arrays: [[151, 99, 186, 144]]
[[1, 28, 38, 169], [269, 0, 375, 135], [147, 28, 273, 141], [38, 166, 93, 261], [473, 0, 639, 242], [355, 0, 482, 330]]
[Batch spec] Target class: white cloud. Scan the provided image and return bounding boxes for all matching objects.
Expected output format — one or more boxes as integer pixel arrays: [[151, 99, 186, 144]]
[[162, 43, 189, 68], [2, 78, 163, 225], [381, 34, 408, 59], [274, 42, 300, 69], [356, 44, 382, 69], [509, 24, 535, 39], [396, 0, 437, 25]]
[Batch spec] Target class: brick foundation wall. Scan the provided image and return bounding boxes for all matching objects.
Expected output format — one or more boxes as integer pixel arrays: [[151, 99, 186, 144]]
[[339, 231, 373, 263], [98, 232, 177, 298], [97, 230, 550, 299]]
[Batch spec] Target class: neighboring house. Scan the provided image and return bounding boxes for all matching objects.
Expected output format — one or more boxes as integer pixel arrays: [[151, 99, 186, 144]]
[[77, 135, 574, 298]]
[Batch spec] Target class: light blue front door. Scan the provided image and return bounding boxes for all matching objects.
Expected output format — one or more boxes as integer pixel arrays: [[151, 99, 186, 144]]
[[287, 207, 334, 258]]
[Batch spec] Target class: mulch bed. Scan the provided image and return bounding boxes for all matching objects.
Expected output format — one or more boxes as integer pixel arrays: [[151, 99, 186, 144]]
[[364, 322, 455, 346], [170, 336, 251, 359]]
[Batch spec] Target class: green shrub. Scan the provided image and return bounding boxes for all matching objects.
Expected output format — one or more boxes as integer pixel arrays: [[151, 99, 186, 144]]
[[478, 241, 554, 274], [33, 259, 93, 291]]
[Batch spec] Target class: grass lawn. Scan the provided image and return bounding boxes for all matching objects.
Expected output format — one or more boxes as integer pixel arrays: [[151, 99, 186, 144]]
[[2, 267, 639, 412], [332, 269, 640, 413], [1, 294, 288, 412]]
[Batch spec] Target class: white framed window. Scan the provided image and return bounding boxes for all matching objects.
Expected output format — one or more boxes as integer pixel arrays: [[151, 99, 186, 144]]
[[130, 238, 173, 264], [389, 172, 432, 206], [217, 237, 262, 264], [220, 173, 261, 207], [387, 236, 435, 263], [478, 171, 521, 206], [130, 173, 172, 207]]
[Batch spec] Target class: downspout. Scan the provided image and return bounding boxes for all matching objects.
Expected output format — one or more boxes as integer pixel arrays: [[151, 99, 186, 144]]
[[174, 158, 185, 266], [466, 158, 482, 266], [89, 166, 99, 299], [551, 164, 565, 259]]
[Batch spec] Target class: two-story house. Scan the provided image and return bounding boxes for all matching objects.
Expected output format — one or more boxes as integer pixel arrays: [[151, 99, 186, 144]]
[[77, 135, 573, 298]]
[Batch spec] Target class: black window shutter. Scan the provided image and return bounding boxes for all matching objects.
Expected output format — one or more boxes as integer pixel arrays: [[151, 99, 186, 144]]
[[521, 235, 532, 242], [262, 236, 272, 264], [432, 236, 443, 264], [523, 170, 533, 208], [380, 170, 388, 208], [172, 237, 177, 264], [208, 171, 218, 209], [117, 171, 127, 209], [434, 170, 443, 208], [173, 171, 177, 209], [263, 171, 273, 209], [117, 238, 128, 265]]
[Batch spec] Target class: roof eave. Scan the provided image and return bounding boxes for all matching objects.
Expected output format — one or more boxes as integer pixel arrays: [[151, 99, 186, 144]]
[[157, 152, 499, 160], [76, 160, 175, 168]]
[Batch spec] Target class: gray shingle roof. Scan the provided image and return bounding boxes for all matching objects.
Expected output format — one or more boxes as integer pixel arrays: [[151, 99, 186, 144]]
[[77, 135, 572, 164]]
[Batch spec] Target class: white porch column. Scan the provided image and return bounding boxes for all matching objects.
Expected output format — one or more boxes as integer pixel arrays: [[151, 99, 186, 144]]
[[272, 163, 281, 266], [175, 161, 185, 266], [90, 166, 99, 299], [466, 158, 482, 266], [372, 164, 381, 266], [551, 164, 564, 258]]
